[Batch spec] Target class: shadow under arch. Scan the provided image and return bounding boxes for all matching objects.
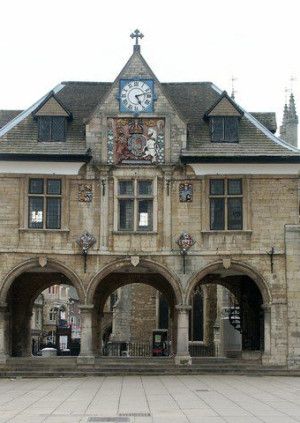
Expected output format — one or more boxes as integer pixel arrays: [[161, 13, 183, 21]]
[[185, 260, 271, 306], [0, 257, 86, 305], [86, 258, 183, 306]]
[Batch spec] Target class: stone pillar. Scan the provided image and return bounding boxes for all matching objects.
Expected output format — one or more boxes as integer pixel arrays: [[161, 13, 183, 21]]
[[77, 305, 95, 364], [175, 305, 192, 365], [25, 312, 33, 357], [0, 303, 8, 363], [261, 303, 271, 363]]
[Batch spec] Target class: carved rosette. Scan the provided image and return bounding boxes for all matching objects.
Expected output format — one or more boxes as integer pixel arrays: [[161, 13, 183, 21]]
[[179, 182, 193, 202], [76, 232, 96, 255], [176, 232, 195, 254], [78, 184, 93, 202]]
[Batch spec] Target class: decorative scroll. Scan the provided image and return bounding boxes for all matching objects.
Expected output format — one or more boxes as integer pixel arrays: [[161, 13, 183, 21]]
[[179, 182, 193, 202], [107, 118, 165, 164], [78, 184, 93, 202]]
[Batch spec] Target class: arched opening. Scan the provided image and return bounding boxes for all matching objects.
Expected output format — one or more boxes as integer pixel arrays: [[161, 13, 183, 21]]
[[89, 262, 181, 358], [186, 263, 268, 360], [3, 261, 84, 358]]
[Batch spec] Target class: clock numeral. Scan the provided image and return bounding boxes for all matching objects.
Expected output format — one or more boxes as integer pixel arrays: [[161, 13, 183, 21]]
[[145, 88, 151, 93], [134, 81, 139, 86], [128, 105, 133, 110], [123, 99, 128, 105], [134, 106, 139, 111], [147, 94, 152, 98], [128, 83, 133, 88], [145, 100, 150, 105], [121, 94, 126, 98]]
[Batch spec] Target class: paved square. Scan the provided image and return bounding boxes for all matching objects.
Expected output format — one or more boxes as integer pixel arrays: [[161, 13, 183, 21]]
[[0, 375, 300, 422]]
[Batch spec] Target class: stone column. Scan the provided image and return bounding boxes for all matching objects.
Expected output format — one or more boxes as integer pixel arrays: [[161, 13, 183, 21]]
[[0, 303, 8, 363], [261, 304, 271, 363], [77, 305, 95, 364], [175, 305, 192, 365]]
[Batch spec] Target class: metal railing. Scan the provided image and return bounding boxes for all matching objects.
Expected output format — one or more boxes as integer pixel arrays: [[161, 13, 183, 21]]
[[103, 341, 170, 357], [189, 343, 215, 357]]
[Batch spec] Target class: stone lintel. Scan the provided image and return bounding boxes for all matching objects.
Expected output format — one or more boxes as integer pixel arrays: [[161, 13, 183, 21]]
[[78, 304, 94, 311], [285, 225, 300, 233]]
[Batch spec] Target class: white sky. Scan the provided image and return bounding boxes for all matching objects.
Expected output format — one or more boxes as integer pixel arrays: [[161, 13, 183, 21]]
[[0, 0, 299, 134]]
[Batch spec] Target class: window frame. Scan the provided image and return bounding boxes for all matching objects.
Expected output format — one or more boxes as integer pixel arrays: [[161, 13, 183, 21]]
[[28, 178, 62, 230], [210, 116, 239, 143], [209, 178, 243, 231], [114, 177, 157, 233], [37, 116, 67, 142]]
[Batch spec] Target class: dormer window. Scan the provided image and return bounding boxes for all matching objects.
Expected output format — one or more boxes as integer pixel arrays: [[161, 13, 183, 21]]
[[32, 92, 72, 142], [211, 116, 239, 143], [205, 91, 244, 144], [38, 116, 66, 142]]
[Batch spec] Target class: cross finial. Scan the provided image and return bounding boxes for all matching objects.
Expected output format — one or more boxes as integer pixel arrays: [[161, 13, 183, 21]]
[[231, 76, 237, 100], [290, 75, 296, 93], [130, 29, 144, 52]]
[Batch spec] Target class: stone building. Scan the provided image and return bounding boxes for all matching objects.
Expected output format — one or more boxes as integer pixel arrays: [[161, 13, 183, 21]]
[[0, 31, 300, 369]]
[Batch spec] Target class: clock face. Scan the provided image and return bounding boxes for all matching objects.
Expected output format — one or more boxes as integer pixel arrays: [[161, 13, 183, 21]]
[[120, 80, 154, 113]]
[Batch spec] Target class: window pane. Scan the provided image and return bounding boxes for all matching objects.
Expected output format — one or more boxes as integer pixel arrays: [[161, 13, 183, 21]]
[[29, 178, 44, 194], [138, 180, 152, 195], [46, 198, 61, 229], [29, 197, 43, 228], [228, 179, 242, 195], [47, 179, 61, 195], [52, 117, 66, 142], [38, 117, 51, 141], [119, 199, 134, 230], [138, 200, 153, 230], [228, 198, 243, 230], [225, 117, 239, 142], [119, 181, 133, 195], [210, 198, 225, 230], [211, 117, 224, 142], [210, 179, 224, 195]]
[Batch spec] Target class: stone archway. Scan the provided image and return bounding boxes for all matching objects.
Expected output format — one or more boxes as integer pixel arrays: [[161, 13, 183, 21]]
[[0, 257, 85, 359], [78, 258, 184, 360], [185, 260, 271, 360]]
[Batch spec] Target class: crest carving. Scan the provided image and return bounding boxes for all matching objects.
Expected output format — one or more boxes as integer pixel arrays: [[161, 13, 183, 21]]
[[107, 118, 165, 164], [179, 182, 193, 202], [78, 184, 93, 202], [131, 256, 140, 267]]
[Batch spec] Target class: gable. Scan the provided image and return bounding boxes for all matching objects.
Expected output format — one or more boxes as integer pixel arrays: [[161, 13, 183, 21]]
[[34, 96, 70, 117], [207, 96, 242, 117]]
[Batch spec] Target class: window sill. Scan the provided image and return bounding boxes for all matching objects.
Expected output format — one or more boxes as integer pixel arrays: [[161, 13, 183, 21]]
[[201, 230, 252, 235], [19, 228, 70, 233], [113, 230, 158, 235]]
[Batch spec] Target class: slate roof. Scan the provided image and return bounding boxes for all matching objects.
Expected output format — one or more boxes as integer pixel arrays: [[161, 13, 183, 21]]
[[0, 110, 22, 129], [0, 80, 299, 159]]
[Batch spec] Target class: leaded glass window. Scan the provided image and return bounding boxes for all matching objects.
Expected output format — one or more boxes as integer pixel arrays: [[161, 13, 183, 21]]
[[210, 178, 243, 230], [211, 117, 239, 143], [38, 117, 66, 142], [118, 179, 153, 232], [28, 178, 62, 229]]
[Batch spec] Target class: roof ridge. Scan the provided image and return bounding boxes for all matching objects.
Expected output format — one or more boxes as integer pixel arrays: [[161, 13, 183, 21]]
[[61, 81, 112, 85]]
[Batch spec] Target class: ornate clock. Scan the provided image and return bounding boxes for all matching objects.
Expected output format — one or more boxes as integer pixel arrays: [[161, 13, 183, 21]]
[[119, 79, 154, 113]]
